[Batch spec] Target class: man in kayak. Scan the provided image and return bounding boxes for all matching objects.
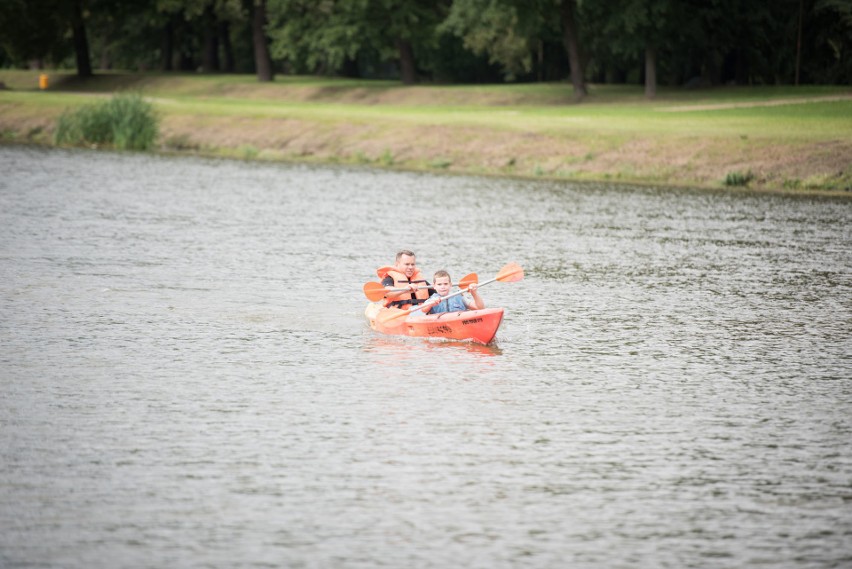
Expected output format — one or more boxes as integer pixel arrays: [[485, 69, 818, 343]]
[[409, 270, 484, 316], [379, 250, 434, 309]]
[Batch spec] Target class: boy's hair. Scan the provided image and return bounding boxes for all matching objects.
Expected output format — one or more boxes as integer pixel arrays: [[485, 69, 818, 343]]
[[433, 269, 451, 282], [396, 249, 416, 261]]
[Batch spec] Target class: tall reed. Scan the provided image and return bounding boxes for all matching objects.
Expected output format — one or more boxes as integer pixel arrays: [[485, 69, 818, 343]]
[[54, 93, 158, 150]]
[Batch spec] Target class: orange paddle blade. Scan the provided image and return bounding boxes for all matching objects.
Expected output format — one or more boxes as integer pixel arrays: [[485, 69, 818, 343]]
[[458, 273, 478, 290], [363, 282, 387, 302], [496, 262, 524, 282]]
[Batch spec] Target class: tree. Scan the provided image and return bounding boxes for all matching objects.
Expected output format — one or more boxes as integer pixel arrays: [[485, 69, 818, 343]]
[[201, 3, 220, 71], [582, 0, 682, 98], [0, 0, 69, 68], [559, 0, 586, 98], [2, 0, 848, 86], [248, 0, 274, 80], [156, 0, 206, 70], [67, 0, 92, 76], [0, 0, 101, 77], [442, 0, 587, 98], [808, 0, 852, 83], [267, 0, 444, 84], [85, 0, 175, 71], [441, 0, 544, 80]]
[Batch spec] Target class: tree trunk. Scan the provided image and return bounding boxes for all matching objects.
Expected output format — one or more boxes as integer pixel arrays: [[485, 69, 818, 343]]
[[100, 29, 111, 70], [396, 38, 416, 85], [537, 40, 544, 82], [180, 50, 195, 71], [559, 0, 586, 100], [252, 0, 274, 81], [70, 0, 92, 78], [644, 45, 657, 99], [219, 21, 235, 73], [161, 19, 174, 71], [202, 4, 219, 72], [795, 0, 803, 85]]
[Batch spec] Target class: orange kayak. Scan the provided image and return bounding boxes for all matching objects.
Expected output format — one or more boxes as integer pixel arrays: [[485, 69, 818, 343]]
[[365, 302, 505, 345]]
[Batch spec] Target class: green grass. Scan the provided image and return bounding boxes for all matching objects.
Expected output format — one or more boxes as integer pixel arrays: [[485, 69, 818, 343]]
[[2, 70, 850, 193], [3, 68, 847, 102], [9, 87, 849, 142], [136, 93, 852, 143]]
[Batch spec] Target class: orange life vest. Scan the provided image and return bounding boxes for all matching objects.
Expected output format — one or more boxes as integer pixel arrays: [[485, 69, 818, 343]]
[[378, 266, 431, 308]]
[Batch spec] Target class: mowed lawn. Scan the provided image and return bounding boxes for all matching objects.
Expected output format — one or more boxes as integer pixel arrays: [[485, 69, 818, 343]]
[[2, 70, 850, 192]]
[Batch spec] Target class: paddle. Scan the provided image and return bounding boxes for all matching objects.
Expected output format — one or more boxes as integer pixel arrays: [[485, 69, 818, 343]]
[[458, 273, 478, 290], [375, 263, 523, 326], [363, 273, 478, 302], [363, 281, 418, 302]]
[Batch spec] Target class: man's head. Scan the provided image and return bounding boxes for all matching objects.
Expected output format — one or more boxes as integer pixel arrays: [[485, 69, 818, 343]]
[[395, 250, 417, 279]]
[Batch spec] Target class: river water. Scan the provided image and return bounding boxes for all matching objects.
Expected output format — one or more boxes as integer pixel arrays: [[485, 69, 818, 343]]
[[1, 145, 850, 568]]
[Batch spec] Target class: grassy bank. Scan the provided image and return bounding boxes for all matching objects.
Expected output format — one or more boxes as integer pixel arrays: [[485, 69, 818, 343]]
[[2, 70, 851, 194]]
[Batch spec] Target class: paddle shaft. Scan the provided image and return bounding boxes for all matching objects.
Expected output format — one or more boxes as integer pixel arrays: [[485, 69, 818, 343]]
[[412, 263, 520, 311], [414, 276, 493, 310], [389, 273, 475, 292], [385, 281, 470, 294], [375, 263, 521, 325], [385, 285, 432, 294], [366, 273, 477, 301]]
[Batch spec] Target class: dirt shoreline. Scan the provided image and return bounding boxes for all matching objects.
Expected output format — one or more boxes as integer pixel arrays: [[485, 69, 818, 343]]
[[1, 84, 850, 196], [2, 110, 850, 197], [152, 113, 851, 196]]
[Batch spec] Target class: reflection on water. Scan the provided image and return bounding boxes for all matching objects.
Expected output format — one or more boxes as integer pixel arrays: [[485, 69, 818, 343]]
[[1, 146, 851, 569], [365, 335, 504, 360]]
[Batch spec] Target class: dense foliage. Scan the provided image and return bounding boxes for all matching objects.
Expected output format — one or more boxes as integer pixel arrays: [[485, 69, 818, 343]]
[[54, 93, 159, 150], [1, 0, 849, 94]]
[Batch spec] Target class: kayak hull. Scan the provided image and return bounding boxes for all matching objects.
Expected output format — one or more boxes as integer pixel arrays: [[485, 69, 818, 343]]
[[365, 303, 504, 345]]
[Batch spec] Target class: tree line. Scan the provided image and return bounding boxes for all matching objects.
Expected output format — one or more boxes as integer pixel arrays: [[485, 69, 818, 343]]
[[1, 0, 849, 99]]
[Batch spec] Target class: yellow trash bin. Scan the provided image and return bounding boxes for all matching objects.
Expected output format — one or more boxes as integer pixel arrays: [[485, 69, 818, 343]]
[[39, 74, 49, 90]]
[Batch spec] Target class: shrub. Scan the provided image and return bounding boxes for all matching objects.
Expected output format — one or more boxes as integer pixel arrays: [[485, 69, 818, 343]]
[[723, 170, 754, 187], [54, 93, 158, 150]]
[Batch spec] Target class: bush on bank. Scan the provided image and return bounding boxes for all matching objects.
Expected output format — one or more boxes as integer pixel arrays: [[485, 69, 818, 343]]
[[54, 93, 158, 150]]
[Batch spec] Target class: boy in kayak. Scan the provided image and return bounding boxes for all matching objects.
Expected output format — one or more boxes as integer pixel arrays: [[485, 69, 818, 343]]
[[410, 270, 484, 316]]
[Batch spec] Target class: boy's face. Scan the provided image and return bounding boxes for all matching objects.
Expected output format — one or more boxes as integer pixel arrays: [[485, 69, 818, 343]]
[[434, 276, 452, 296]]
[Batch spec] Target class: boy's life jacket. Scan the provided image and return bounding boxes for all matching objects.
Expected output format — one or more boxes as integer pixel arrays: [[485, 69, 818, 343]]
[[427, 293, 468, 314], [378, 266, 431, 308], [409, 293, 468, 317]]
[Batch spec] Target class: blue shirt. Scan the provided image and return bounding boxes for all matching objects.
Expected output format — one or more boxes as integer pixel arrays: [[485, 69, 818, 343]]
[[409, 293, 468, 317]]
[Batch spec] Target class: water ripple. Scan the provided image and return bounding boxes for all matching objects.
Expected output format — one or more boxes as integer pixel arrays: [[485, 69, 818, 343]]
[[1, 147, 851, 568]]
